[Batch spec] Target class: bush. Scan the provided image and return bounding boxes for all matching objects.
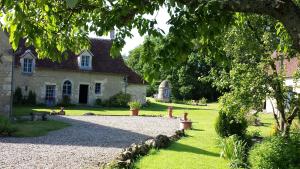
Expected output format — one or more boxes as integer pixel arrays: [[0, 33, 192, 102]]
[[13, 87, 23, 105], [60, 95, 71, 107], [25, 90, 36, 105], [128, 101, 142, 110], [215, 110, 248, 138], [218, 135, 248, 169], [248, 134, 300, 169], [199, 97, 207, 105], [103, 92, 131, 107], [0, 115, 17, 136], [95, 98, 102, 106]]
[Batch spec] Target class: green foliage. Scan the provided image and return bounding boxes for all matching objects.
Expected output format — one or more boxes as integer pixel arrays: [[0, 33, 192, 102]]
[[25, 90, 36, 105], [199, 97, 207, 105], [215, 110, 248, 138], [59, 95, 71, 107], [248, 134, 300, 169], [127, 37, 221, 101], [103, 92, 131, 108], [95, 98, 102, 106], [0, 115, 17, 136], [218, 135, 248, 169], [13, 87, 23, 105], [128, 101, 142, 110]]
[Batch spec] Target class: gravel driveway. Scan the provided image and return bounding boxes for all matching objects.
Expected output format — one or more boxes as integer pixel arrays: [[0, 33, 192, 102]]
[[0, 116, 179, 169]]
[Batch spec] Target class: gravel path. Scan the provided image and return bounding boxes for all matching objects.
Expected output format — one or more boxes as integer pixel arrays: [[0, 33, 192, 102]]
[[0, 116, 179, 169]]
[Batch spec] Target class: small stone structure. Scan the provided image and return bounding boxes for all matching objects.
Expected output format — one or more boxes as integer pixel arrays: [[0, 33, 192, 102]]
[[0, 29, 13, 117], [157, 80, 171, 102]]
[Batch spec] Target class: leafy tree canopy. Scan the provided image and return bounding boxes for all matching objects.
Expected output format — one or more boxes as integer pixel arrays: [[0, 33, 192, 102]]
[[1, 0, 299, 61], [126, 36, 221, 101]]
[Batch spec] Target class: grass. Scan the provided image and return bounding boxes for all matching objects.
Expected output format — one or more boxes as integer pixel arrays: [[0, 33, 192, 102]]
[[12, 99, 275, 168], [12, 120, 70, 137]]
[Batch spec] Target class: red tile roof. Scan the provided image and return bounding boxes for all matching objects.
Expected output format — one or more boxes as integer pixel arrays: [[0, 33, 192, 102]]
[[14, 38, 146, 84]]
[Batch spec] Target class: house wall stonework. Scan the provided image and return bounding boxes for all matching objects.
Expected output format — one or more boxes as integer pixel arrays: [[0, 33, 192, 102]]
[[14, 68, 126, 105], [0, 29, 13, 117], [127, 84, 147, 104]]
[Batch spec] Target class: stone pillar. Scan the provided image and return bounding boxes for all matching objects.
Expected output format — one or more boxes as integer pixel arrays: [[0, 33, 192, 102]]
[[0, 29, 13, 117]]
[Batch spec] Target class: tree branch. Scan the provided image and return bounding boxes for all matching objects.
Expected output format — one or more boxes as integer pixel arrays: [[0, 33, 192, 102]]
[[287, 106, 299, 124], [220, 0, 300, 51]]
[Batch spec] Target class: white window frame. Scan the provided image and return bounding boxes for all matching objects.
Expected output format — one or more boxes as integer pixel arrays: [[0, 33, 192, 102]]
[[78, 51, 93, 70], [20, 50, 36, 74], [62, 80, 72, 96], [95, 83, 102, 95], [23, 58, 33, 73]]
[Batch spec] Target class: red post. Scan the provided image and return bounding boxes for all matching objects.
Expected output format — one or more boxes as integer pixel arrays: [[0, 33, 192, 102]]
[[168, 106, 173, 118]]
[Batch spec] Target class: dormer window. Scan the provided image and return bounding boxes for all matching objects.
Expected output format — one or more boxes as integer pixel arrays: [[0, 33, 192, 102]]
[[78, 51, 93, 70], [21, 50, 36, 74], [81, 55, 90, 68], [23, 58, 33, 73]]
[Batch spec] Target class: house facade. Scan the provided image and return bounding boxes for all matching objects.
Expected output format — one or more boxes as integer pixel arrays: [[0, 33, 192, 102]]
[[13, 38, 147, 106], [265, 56, 299, 113], [0, 29, 13, 117]]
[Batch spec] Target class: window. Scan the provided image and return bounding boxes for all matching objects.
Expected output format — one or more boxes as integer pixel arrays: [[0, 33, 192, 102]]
[[62, 81, 72, 96], [81, 55, 90, 68], [23, 58, 33, 73], [95, 83, 101, 94], [45, 85, 56, 101]]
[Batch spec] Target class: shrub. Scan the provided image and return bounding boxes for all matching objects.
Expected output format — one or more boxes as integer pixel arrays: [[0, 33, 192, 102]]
[[13, 87, 23, 105], [128, 101, 142, 110], [60, 95, 71, 107], [0, 115, 17, 136], [248, 134, 300, 169], [95, 98, 102, 106], [218, 135, 248, 169], [103, 92, 131, 107], [199, 97, 207, 105], [215, 110, 248, 138], [26, 90, 36, 105]]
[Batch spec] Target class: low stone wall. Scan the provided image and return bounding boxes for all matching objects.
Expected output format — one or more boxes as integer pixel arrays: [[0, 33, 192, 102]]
[[103, 130, 185, 169]]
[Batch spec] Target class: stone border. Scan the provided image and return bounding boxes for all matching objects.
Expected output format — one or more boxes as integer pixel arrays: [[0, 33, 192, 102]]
[[101, 129, 186, 169]]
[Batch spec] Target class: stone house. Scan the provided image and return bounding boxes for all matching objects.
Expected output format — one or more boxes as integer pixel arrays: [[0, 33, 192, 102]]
[[12, 38, 147, 106], [0, 29, 13, 117], [265, 55, 299, 113]]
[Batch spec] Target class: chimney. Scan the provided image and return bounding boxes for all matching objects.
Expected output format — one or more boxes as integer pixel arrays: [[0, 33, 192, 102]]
[[110, 30, 115, 40]]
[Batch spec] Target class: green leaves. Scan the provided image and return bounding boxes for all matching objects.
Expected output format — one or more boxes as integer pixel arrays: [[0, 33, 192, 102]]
[[65, 0, 78, 8]]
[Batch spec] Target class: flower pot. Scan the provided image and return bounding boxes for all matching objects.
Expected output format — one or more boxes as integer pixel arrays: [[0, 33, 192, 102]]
[[131, 109, 139, 116], [180, 121, 192, 130]]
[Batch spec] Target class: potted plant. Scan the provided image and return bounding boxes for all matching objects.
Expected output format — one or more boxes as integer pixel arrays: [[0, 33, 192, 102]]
[[128, 101, 142, 116]]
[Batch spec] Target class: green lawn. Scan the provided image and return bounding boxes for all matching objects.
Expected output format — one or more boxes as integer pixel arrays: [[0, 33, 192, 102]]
[[12, 120, 70, 137], [13, 100, 274, 168]]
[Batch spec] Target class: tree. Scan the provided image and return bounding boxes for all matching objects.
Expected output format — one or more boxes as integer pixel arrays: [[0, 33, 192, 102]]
[[126, 36, 221, 101], [1, 0, 300, 135], [1, 0, 300, 59], [210, 14, 299, 137]]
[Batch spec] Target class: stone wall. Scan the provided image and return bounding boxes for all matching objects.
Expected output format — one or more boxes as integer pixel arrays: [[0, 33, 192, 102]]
[[0, 29, 13, 117], [127, 84, 147, 104], [14, 67, 140, 105]]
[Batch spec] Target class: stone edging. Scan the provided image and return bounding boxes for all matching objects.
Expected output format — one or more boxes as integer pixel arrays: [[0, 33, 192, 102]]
[[101, 129, 186, 169]]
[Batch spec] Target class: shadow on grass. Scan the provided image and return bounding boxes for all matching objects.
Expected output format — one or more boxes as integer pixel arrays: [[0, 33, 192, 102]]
[[169, 142, 219, 157], [143, 102, 217, 112]]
